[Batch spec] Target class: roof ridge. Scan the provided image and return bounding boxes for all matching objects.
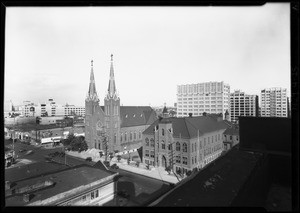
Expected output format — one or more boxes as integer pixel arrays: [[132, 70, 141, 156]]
[[183, 118, 191, 138], [185, 117, 204, 136]]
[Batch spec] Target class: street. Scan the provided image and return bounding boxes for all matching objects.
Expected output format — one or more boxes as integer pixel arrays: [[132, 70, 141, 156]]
[[5, 140, 171, 206]]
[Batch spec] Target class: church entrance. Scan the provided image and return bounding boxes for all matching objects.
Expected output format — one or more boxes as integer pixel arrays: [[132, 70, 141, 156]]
[[162, 155, 167, 168]]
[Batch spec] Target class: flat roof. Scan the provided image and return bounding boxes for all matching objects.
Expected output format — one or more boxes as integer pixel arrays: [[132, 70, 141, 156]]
[[155, 147, 263, 206], [6, 165, 116, 206]]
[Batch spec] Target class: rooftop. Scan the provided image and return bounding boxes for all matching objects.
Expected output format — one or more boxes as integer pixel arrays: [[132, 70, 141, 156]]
[[155, 147, 263, 206], [100, 106, 157, 127], [143, 115, 230, 139], [5, 165, 117, 206]]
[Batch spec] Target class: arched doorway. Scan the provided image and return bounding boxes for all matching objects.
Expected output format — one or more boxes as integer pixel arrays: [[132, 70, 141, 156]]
[[162, 155, 167, 168]]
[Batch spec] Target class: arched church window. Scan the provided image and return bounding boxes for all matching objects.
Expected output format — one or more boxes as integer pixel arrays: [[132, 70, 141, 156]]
[[162, 128, 165, 136], [125, 132, 127, 141]]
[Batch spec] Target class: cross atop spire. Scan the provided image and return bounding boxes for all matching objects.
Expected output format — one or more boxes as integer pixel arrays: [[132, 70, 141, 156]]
[[86, 59, 99, 102], [107, 54, 117, 99]]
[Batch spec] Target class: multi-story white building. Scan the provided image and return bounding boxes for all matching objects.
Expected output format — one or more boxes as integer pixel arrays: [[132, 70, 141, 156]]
[[230, 90, 259, 123], [18, 99, 85, 117], [260, 88, 288, 117], [176, 82, 230, 119]]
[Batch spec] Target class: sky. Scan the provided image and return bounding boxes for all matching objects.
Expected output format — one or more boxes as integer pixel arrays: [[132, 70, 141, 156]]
[[5, 3, 290, 107]]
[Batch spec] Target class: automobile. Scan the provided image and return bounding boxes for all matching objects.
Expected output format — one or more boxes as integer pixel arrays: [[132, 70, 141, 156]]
[[19, 149, 27, 153], [85, 157, 92, 162], [25, 150, 34, 155], [111, 163, 119, 169]]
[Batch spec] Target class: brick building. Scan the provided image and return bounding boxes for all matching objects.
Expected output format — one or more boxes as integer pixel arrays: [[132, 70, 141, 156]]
[[142, 112, 230, 174], [85, 55, 157, 153]]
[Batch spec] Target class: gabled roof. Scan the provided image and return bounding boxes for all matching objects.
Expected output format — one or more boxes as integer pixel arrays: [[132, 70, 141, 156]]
[[99, 105, 157, 127], [120, 106, 157, 127], [143, 115, 229, 139]]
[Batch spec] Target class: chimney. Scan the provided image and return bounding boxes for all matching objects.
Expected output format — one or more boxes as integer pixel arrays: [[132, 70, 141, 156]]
[[188, 113, 193, 117], [23, 194, 30, 203], [5, 181, 11, 190]]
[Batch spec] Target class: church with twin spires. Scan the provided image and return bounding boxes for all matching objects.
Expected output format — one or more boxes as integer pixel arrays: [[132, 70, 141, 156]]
[[85, 55, 157, 153]]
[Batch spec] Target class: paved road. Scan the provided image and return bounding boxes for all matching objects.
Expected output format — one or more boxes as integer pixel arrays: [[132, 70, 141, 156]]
[[5, 141, 171, 206]]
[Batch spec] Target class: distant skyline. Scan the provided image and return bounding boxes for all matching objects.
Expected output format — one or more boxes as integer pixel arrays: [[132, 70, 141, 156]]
[[5, 4, 290, 107]]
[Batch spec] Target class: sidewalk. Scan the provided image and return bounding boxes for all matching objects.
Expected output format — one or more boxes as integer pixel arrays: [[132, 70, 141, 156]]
[[66, 149, 180, 184]]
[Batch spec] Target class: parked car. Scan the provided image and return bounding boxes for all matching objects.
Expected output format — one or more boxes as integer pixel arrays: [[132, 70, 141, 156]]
[[111, 163, 119, 169], [85, 157, 92, 162]]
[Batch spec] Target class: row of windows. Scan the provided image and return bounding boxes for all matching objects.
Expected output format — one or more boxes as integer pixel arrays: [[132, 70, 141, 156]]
[[120, 131, 142, 142], [145, 134, 222, 152]]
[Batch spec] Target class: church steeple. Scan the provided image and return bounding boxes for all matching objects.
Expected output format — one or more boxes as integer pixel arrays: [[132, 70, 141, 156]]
[[107, 54, 117, 99], [86, 60, 99, 102]]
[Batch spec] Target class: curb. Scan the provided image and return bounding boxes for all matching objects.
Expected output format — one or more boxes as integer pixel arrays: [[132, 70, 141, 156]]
[[116, 167, 175, 185]]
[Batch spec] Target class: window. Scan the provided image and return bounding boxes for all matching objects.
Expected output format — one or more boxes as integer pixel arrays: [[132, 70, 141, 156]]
[[150, 151, 155, 158], [114, 133, 116, 144], [168, 143, 171, 150], [82, 195, 86, 201], [162, 128, 165, 136], [192, 157, 194, 164], [130, 132, 133, 141], [91, 191, 94, 200], [150, 138, 155, 147], [176, 142, 180, 151], [145, 138, 149, 146], [176, 155, 181, 163], [125, 132, 127, 141], [161, 140, 165, 149], [145, 150, 149, 157], [183, 143, 187, 152], [120, 133, 123, 142], [230, 135, 232, 140], [183, 157, 188, 165], [139, 131, 142, 139], [95, 190, 99, 198], [134, 132, 136, 140]]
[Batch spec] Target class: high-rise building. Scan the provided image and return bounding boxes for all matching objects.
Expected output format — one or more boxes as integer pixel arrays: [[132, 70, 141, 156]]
[[230, 90, 259, 123], [176, 82, 230, 119], [260, 88, 288, 117]]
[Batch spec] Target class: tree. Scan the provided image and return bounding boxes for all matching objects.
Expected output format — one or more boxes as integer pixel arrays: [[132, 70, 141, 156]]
[[109, 154, 114, 161], [99, 151, 104, 158], [136, 161, 140, 167], [117, 155, 121, 162], [127, 158, 130, 165], [146, 163, 150, 170], [165, 166, 172, 175], [63, 133, 76, 146]]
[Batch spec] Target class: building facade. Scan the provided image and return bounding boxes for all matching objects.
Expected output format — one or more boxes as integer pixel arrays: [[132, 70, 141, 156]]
[[85, 55, 157, 153], [223, 124, 239, 151], [260, 88, 288, 117], [230, 90, 259, 123], [142, 113, 230, 174], [16, 99, 85, 118], [176, 82, 230, 119], [5, 165, 118, 206]]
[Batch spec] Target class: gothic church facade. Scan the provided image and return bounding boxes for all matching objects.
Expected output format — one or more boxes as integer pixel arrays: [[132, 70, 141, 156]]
[[85, 55, 157, 152]]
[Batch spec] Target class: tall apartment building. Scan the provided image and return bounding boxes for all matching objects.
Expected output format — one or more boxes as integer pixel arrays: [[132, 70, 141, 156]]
[[230, 90, 259, 123], [177, 82, 230, 119], [260, 88, 288, 117]]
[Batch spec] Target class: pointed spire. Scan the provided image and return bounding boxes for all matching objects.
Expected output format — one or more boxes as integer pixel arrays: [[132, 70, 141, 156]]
[[87, 59, 99, 102], [107, 54, 117, 98]]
